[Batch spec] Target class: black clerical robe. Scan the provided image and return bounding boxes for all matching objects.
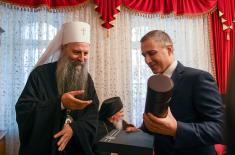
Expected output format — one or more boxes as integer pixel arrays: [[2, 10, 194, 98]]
[[16, 62, 99, 155]]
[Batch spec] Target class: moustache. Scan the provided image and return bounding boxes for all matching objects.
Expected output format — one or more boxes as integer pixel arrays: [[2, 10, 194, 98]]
[[70, 60, 85, 66]]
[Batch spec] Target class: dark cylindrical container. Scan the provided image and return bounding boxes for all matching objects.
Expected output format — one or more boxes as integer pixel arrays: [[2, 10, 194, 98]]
[[144, 74, 174, 118]]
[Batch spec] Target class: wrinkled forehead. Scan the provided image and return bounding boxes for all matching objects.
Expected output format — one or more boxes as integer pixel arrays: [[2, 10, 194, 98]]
[[61, 42, 90, 59], [63, 42, 90, 48]]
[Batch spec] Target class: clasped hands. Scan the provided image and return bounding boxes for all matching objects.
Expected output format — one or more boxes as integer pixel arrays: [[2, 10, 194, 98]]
[[54, 90, 92, 151]]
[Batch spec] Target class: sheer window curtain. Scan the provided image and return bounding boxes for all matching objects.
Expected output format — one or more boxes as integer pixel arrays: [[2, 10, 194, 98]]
[[130, 13, 212, 126]]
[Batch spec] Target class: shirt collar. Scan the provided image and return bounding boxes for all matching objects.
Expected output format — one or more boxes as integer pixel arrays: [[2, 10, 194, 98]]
[[163, 60, 177, 78]]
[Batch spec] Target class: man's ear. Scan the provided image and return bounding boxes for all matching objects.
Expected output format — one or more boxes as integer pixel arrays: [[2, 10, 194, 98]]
[[112, 115, 119, 122], [166, 44, 173, 55], [109, 116, 114, 122]]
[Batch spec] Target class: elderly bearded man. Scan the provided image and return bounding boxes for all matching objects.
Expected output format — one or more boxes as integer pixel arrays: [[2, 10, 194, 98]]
[[16, 21, 99, 155], [94, 97, 136, 155]]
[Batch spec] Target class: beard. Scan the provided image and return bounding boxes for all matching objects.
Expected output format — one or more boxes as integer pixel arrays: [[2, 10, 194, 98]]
[[113, 119, 123, 130], [56, 56, 88, 99]]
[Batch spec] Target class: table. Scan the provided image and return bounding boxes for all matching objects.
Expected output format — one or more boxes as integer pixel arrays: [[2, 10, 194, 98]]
[[96, 129, 153, 155]]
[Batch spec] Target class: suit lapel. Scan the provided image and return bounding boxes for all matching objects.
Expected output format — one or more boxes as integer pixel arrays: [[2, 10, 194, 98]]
[[171, 61, 184, 94]]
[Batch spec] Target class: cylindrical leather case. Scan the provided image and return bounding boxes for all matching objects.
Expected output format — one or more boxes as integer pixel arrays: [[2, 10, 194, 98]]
[[144, 74, 174, 118]]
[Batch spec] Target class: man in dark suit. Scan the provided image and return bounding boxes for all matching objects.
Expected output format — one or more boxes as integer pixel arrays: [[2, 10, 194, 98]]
[[140, 30, 224, 155]]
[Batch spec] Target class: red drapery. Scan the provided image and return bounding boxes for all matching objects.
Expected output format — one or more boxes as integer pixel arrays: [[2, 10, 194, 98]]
[[1, 0, 217, 28], [93, 0, 217, 29], [0, 0, 87, 9], [94, 0, 122, 29], [209, 0, 235, 93], [123, 0, 217, 15]]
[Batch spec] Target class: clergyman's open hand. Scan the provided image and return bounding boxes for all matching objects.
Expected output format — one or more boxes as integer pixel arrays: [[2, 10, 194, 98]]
[[61, 90, 92, 110], [54, 123, 73, 151]]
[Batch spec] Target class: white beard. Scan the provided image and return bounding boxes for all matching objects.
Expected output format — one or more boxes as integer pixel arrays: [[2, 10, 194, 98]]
[[56, 56, 88, 98], [113, 119, 123, 130]]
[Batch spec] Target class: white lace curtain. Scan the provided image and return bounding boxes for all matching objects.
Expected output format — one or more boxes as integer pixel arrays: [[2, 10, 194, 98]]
[[0, 4, 211, 155]]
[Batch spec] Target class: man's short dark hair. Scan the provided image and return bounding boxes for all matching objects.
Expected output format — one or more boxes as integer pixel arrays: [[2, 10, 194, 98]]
[[140, 30, 173, 47]]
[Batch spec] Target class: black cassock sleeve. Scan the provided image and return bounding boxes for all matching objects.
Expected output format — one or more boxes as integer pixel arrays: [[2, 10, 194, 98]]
[[15, 67, 62, 154]]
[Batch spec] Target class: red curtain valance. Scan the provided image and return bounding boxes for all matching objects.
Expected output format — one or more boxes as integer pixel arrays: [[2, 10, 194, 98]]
[[94, 0, 122, 29], [93, 0, 217, 29], [123, 0, 217, 15], [0, 0, 87, 9], [1, 0, 218, 28]]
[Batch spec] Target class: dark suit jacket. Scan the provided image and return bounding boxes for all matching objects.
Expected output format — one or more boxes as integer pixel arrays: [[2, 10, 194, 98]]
[[153, 62, 224, 155]]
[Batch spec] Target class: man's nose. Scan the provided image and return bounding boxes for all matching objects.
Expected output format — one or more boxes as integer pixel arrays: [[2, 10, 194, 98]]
[[121, 113, 124, 117], [145, 55, 151, 64], [78, 53, 85, 62]]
